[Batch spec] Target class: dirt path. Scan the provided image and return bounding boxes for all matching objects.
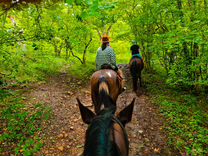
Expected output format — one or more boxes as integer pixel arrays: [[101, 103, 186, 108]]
[[25, 65, 179, 156]]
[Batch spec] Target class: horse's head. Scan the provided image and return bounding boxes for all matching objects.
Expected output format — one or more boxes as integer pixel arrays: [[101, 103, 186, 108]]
[[77, 98, 135, 156]]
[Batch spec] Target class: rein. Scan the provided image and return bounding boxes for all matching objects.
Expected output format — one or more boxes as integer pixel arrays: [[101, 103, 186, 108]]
[[111, 116, 129, 156]]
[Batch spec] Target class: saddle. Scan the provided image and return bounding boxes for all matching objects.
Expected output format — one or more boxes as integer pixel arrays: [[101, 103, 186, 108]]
[[100, 64, 121, 79], [100, 63, 118, 71], [100, 63, 125, 91]]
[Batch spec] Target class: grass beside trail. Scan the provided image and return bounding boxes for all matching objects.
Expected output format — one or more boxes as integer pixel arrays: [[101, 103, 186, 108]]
[[144, 71, 208, 156], [0, 89, 51, 156]]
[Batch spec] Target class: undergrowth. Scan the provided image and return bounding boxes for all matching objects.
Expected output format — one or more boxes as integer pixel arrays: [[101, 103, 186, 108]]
[[0, 89, 51, 156], [144, 71, 208, 156]]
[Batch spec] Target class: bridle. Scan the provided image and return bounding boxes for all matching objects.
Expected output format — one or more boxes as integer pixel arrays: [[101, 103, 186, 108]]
[[111, 116, 129, 156]]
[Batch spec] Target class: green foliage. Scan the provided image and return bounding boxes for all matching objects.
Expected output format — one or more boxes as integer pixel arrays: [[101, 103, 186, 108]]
[[0, 0, 134, 86], [121, 0, 208, 91], [146, 72, 208, 156], [0, 90, 51, 155], [0, 41, 68, 83], [0, 1, 207, 155], [68, 57, 95, 79], [161, 100, 208, 156], [112, 40, 132, 64]]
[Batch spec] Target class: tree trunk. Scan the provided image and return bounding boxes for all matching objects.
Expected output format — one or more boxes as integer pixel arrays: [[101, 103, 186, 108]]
[[82, 36, 92, 64], [193, 42, 200, 82]]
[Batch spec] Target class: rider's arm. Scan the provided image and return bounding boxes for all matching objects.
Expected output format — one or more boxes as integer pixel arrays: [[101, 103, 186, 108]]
[[96, 48, 102, 70], [108, 48, 118, 71]]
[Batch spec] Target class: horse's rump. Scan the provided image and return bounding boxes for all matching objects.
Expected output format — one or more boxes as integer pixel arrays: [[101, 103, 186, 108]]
[[129, 58, 143, 72], [129, 57, 144, 91], [91, 69, 123, 114]]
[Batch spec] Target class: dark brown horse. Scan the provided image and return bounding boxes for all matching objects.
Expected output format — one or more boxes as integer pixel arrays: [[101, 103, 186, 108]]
[[90, 69, 124, 114], [77, 97, 135, 156], [129, 57, 144, 91]]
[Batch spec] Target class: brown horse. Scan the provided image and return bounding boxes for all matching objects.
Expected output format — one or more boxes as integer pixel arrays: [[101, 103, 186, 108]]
[[90, 69, 124, 114], [129, 57, 144, 91], [77, 97, 135, 156]]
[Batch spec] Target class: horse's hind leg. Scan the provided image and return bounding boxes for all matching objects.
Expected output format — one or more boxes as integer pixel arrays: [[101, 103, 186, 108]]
[[132, 76, 138, 92], [91, 92, 100, 114], [139, 76, 142, 87], [138, 72, 142, 87]]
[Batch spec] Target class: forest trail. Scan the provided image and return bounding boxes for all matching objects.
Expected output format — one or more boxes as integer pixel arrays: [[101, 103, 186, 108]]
[[25, 65, 179, 156]]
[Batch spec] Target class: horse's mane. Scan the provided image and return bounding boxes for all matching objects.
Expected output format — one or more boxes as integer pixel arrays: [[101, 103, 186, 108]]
[[83, 107, 120, 156]]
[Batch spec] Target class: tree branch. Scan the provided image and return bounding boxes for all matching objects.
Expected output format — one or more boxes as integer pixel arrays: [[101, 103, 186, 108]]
[[107, 24, 113, 35], [82, 35, 92, 64], [96, 28, 102, 39], [71, 49, 83, 64]]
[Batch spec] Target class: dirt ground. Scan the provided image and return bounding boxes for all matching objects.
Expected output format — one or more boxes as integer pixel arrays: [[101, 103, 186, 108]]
[[25, 65, 180, 156]]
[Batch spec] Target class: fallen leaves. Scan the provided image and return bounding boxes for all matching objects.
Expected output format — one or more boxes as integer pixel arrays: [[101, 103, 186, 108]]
[[76, 144, 84, 148], [153, 147, 161, 153], [58, 131, 69, 138], [67, 91, 73, 96], [22, 70, 179, 156], [58, 146, 64, 151]]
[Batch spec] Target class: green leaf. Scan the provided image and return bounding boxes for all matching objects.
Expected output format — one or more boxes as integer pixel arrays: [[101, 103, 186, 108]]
[[65, 0, 74, 5]]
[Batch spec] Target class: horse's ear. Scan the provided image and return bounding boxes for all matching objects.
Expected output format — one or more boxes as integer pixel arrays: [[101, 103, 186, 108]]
[[117, 98, 135, 126], [76, 98, 95, 124]]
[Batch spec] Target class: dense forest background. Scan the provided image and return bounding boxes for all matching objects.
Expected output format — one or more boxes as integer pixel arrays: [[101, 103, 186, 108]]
[[0, 0, 207, 90], [0, 0, 207, 156]]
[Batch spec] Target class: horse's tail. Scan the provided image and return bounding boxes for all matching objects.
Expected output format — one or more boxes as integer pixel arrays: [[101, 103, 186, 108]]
[[98, 77, 114, 110], [99, 77, 109, 94], [130, 60, 139, 91]]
